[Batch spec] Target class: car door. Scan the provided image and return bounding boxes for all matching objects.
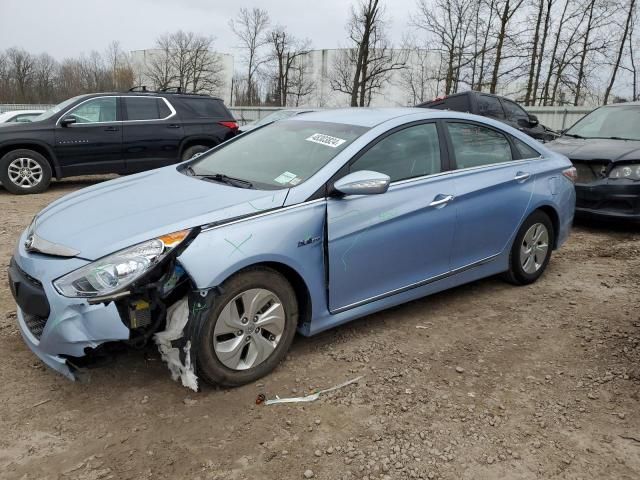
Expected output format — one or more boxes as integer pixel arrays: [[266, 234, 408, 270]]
[[444, 121, 536, 269], [121, 96, 183, 173], [326, 122, 457, 312], [54, 96, 124, 176]]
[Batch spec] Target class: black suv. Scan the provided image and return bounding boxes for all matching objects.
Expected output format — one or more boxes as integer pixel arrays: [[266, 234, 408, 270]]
[[417, 91, 558, 142], [0, 90, 238, 194]]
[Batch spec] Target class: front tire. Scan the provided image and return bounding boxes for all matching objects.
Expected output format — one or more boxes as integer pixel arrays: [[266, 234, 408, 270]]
[[504, 211, 554, 285], [196, 267, 298, 387], [0, 149, 52, 194], [181, 145, 211, 161]]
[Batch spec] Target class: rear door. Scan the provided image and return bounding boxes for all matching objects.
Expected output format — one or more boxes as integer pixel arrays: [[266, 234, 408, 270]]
[[327, 122, 457, 312], [121, 96, 183, 173], [54, 96, 124, 175], [444, 121, 536, 269]]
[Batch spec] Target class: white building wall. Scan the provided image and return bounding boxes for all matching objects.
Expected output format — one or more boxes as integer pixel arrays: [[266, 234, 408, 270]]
[[129, 49, 234, 104], [297, 48, 442, 108]]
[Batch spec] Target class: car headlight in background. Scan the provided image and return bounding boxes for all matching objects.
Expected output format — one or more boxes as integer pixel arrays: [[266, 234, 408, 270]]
[[54, 230, 191, 298], [609, 164, 640, 180]]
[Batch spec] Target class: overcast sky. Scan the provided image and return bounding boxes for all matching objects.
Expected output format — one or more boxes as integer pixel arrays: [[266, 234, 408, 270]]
[[0, 0, 414, 59]]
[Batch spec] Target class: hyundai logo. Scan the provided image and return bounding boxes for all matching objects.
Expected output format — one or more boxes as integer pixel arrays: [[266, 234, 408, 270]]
[[24, 235, 34, 251]]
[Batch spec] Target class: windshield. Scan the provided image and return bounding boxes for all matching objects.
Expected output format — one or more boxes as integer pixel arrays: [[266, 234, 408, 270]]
[[189, 120, 368, 189], [253, 110, 299, 127], [566, 105, 640, 140], [32, 95, 85, 122]]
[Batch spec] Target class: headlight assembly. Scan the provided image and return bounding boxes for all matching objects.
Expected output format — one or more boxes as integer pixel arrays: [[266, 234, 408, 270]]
[[54, 230, 191, 298], [609, 164, 640, 180]]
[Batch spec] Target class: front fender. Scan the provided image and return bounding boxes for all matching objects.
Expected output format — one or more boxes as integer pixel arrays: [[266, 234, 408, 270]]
[[176, 200, 328, 318]]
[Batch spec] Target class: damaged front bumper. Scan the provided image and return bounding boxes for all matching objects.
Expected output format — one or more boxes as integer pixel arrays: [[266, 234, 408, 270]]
[[575, 179, 640, 221], [8, 235, 130, 381]]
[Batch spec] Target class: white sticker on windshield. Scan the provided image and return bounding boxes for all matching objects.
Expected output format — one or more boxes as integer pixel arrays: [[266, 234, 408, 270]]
[[274, 171, 298, 184], [306, 133, 346, 148]]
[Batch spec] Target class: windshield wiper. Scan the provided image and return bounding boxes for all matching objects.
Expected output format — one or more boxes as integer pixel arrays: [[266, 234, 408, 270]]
[[600, 136, 636, 141], [563, 133, 585, 139], [199, 173, 254, 189]]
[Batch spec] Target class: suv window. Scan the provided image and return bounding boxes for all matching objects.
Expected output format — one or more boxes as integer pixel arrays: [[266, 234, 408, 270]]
[[67, 97, 117, 123], [447, 122, 513, 169], [477, 95, 505, 119], [513, 137, 540, 159], [178, 97, 229, 118], [501, 99, 528, 122], [428, 95, 471, 112], [124, 97, 171, 121], [351, 123, 441, 182]]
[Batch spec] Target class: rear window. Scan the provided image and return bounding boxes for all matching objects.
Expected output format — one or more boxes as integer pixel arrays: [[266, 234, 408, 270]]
[[421, 95, 470, 112], [177, 97, 231, 119], [124, 97, 171, 121]]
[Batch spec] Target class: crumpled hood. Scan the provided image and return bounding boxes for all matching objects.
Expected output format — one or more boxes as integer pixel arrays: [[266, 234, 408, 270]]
[[547, 137, 640, 162], [32, 166, 288, 260]]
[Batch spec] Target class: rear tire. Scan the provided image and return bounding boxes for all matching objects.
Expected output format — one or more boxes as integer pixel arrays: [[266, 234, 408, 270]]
[[503, 210, 554, 285], [181, 145, 211, 161], [196, 267, 298, 387], [0, 149, 52, 195]]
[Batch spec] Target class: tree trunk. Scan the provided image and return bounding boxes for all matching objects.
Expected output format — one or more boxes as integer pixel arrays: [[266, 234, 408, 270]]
[[604, 0, 636, 104], [525, 0, 544, 105], [490, 0, 510, 94]]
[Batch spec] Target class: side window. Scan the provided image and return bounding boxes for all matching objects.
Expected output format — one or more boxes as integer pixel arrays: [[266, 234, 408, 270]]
[[67, 97, 117, 124], [350, 123, 441, 182], [447, 122, 513, 169], [477, 95, 505, 119], [124, 97, 170, 121], [512, 137, 540, 159], [501, 100, 528, 122]]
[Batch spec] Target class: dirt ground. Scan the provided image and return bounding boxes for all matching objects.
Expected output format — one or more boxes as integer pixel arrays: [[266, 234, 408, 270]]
[[1, 177, 640, 480]]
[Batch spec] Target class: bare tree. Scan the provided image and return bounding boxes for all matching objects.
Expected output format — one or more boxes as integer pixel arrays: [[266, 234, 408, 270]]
[[229, 8, 270, 105], [398, 38, 438, 104], [266, 27, 312, 106], [604, 0, 636, 104], [413, 0, 475, 95], [489, 0, 526, 94], [6, 48, 36, 102], [330, 0, 406, 106]]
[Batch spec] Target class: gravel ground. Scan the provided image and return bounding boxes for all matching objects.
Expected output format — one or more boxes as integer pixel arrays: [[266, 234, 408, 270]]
[[1, 177, 640, 480]]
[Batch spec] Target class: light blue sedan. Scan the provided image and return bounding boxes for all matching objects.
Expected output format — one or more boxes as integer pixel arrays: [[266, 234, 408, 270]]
[[8, 108, 576, 389]]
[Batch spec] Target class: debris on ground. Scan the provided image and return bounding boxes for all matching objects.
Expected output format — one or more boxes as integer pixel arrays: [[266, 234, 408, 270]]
[[264, 376, 364, 405]]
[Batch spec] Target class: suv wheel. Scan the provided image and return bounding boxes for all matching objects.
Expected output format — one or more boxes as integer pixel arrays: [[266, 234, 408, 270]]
[[182, 145, 211, 161], [0, 149, 52, 194]]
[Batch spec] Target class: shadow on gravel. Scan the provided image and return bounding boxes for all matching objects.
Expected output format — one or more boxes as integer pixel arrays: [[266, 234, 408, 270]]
[[0, 175, 117, 195]]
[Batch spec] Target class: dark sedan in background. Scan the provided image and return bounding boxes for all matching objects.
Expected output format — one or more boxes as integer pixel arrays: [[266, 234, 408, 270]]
[[547, 102, 640, 222]]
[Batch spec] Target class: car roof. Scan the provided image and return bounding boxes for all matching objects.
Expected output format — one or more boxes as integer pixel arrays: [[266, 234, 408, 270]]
[[77, 91, 224, 101], [290, 107, 426, 127]]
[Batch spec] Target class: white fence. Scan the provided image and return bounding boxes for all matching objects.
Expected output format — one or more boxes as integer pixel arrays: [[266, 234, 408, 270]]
[[0, 103, 593, 131], [229, 106, 592, 130]]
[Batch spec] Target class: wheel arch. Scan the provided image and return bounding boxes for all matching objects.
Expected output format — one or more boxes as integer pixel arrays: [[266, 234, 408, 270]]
[[0, 141, 61, 179], [533, 204, 561, 249], [205, 260, 313, 328], [179, 136, 220, 158]]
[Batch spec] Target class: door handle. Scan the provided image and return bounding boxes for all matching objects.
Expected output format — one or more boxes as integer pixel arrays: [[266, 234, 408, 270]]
[[429, 194, 455, 207], [514, 171, 531, 182], [167, 124, 181, 129], [104, 126, 119, 132]]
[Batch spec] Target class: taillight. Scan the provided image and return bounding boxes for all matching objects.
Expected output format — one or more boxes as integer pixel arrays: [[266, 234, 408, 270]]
[[562, 166, 577, 184], [219, 121, 239, 131]]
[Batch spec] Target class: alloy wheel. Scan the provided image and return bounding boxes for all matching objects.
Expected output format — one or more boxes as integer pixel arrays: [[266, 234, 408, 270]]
[[7, 157, 43, 188], [213, 288, 285, 370], [520, 222, 549, 274]]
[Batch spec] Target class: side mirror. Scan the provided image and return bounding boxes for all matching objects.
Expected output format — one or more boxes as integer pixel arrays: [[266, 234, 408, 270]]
[[334, 170, 391, 196], [528, 114, 539, 127], [60, 116, 76, 127]]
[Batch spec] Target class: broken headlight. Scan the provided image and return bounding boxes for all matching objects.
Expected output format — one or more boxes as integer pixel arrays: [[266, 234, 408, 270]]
[[53, 230, 191, 298], [609, 164, 640, 180]]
